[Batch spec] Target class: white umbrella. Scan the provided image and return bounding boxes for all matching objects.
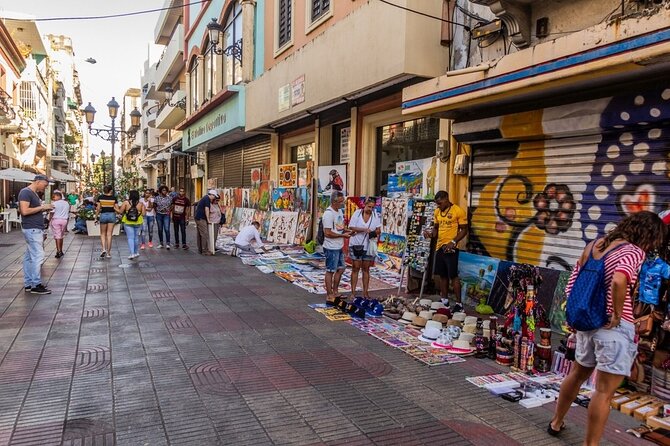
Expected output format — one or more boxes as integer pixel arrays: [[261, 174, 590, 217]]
[[0, 168, 34, 183]]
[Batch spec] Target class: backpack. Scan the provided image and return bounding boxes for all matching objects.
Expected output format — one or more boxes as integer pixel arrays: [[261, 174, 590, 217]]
[[316, 209, 332, 245], [126, 202, 140, 222], [566, 242, 626, 331]]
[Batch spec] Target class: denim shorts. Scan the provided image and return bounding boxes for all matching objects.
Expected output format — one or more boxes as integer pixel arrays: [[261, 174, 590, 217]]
[[99, 212, 117, 224], [324, 248, 345, 272], [575, 320, 638, 376]]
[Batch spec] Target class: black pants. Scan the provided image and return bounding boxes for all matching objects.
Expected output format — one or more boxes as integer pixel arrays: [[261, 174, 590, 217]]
[[173, 219, 186, 245]]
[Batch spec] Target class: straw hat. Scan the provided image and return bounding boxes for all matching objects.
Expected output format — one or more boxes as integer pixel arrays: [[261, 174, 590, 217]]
[[398, 311, 415, 324], [411, 316, 428, 328], [425, 320, 443, 331], [459, 332, 475, 344], [430, 301, 446, 310], [418, 310, 433, 320], [432, 314, 450, 324], [452, 312, 467, 322]]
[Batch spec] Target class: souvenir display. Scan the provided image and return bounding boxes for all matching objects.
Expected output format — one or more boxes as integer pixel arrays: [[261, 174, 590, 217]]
[[404, 200, 436, 273]]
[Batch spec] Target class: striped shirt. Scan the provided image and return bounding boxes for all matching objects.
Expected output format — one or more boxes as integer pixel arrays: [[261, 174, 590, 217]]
[[565, 241, 645, 324], [97, 194, 117, 213]]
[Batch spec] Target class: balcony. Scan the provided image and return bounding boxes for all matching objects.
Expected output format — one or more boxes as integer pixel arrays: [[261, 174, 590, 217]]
[[0, 87, 14, 123], [154, 24, 184, 91], [155, 0, 183, 45], [155, 89, 186, 129]]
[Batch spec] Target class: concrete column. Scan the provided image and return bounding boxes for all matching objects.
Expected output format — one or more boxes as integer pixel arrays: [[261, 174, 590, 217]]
[[241, 0, 256, 83]]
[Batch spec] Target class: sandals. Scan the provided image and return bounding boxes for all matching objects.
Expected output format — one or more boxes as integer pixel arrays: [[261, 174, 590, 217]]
[[547, 422, 565, 436]]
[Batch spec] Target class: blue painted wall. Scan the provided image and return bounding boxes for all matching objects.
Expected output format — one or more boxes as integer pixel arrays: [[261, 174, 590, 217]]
[[254, 0, 265, 79]]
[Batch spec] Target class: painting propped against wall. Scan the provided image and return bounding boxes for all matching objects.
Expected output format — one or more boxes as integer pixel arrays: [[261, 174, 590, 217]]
[[381, 197, 409, 237], [267, 211, 299, 244]]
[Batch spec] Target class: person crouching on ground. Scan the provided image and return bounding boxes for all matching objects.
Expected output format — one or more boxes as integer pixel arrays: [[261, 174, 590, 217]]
[[235, 221, 264, 253], [118, 190, 145, 260], [49, 191, 70, 258], [424, 190, 468, 308], [348, 197, 382, 299], [323, 191, 352, 301], [549, 211, 666, 445]]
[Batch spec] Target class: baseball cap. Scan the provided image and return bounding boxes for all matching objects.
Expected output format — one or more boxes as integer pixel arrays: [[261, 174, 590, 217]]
[[34, 174, 49, 182], [207, 189, 219, 198]]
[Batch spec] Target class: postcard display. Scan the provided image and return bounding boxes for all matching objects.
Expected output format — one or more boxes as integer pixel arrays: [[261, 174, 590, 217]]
[[398, 200, 437, 297]]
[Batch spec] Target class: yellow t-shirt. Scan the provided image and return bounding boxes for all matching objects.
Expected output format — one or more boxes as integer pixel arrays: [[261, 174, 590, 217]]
[[433, 204, 467, 249]]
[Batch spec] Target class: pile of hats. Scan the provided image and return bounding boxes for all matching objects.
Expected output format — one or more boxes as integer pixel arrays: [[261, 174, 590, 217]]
[[327, 296, 384, 319], [383, 296, 453, 320]]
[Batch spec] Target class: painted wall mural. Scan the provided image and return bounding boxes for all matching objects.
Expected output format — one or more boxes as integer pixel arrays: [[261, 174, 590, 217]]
[[466, 86, 670, 271]]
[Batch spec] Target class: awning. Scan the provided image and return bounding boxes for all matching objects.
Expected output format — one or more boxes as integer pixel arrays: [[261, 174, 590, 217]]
[[50, 169, 77, 182], [0, 167, 34, 183]]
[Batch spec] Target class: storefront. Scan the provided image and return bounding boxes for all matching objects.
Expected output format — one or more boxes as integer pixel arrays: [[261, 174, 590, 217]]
[[206, 135, 271, 188]]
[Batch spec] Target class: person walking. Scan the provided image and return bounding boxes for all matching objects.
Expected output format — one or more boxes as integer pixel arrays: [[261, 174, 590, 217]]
[[195, 190, 217, 256], [96, 185, 118, 259], [424, 190, 468, 307], [348, 197, 382, 299], [154, 185, 173, 249], [118, 190, 145, 260], [549, 211, 667, 445], [49, 191, 70, 259], [18, 175, 53, 294], [140, 189, 155, 249], [171, 187, 191, 249], [322, 191, 352, 300]]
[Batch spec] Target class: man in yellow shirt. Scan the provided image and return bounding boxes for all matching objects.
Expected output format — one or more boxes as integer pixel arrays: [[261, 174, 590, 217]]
[[426, 190, 468, 306]]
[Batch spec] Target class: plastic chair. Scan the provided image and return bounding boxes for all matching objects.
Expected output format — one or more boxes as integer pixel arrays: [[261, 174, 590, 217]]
[[7, 209, 21, 229]]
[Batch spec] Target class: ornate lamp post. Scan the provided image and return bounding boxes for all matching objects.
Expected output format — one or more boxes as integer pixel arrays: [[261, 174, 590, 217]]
[[83, 98, 141, 191]]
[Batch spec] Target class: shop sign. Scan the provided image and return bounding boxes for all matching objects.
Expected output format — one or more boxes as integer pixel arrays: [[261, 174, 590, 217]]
[[278, 84, 291, 112], [340, 127, 351, 164], [292, 75, 305, 105], [183, 89, 245, 152]]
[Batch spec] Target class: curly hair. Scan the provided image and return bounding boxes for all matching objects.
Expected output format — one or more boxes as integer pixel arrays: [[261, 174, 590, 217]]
[[601, 211, 667, 253]]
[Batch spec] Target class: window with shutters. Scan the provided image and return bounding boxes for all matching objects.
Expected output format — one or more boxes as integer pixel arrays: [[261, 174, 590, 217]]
[[311, 0, 330, 22], [276, 0, 293, 53]]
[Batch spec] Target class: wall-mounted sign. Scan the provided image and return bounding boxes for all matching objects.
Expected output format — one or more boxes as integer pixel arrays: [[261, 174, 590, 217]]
[[278, 84, 291, 112], [183, 87, 245, 152], [340, 127, 351, 164], [292, 75, 305, 105]]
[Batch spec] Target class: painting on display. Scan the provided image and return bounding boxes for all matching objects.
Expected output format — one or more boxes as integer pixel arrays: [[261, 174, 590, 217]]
[[239, 208, 255, 230], [233, 188, 243, 208], [257, 181, 271, 211], [457, 252, 500, 309], [293, 212, 312, 245], [267, 211, 299, 244], [251, 168, 262, 187], [222, 188, 234, 208], [241, 189, 251, 209], [278, 163, 299, 188], [317, 165, 347, 196], [390, 157, 439, 199], [294, 187, 311, 213], [381, 197, 409, 237], [252, 209, 271, 238], [272, 188, 295, 211], [549, 270, 572, 334], [316, 194, 330, 220], [230, 208, 244, 230], [377, 233, 407, 259]]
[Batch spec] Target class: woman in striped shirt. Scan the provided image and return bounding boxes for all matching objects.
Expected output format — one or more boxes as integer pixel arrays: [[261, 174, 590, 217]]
[[95, 185, 119, 259], [549, 211, 667, 444]]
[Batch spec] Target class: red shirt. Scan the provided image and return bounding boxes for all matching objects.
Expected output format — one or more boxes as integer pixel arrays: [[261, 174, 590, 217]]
[[565, 241, 644, 324], [171, 196, 191, 221]]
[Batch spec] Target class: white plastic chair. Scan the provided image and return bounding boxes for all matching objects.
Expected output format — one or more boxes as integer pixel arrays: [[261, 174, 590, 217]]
[[7, 209, 21, 230]]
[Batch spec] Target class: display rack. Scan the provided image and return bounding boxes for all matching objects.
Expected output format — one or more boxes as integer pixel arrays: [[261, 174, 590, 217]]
[[397, 199, 437, 298]]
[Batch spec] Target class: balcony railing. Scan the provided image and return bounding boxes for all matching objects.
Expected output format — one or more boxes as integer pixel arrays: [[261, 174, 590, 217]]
[[0, 87, 15, 120]]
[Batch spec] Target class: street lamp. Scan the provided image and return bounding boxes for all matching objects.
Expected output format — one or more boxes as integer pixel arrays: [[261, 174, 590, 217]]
[[84, 97, 141, 191], [206, 18, 243, 63]]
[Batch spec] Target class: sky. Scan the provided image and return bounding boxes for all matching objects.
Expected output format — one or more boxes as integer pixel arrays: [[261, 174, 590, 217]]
[[0, 0, 164, 156]]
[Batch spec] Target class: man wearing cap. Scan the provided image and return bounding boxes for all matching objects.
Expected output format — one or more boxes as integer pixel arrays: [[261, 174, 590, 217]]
[[18, 175, 53, 294], [194, 190, 218, 255]]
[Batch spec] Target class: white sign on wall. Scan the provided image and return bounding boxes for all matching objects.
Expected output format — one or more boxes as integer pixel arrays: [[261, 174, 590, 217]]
[[340, 127, 351, 164], [278, 84, 291, 112], [292, 75, 305, 105]]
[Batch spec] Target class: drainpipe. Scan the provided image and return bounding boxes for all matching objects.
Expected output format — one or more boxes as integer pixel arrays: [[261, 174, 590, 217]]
[[241, 0, 256, 83]]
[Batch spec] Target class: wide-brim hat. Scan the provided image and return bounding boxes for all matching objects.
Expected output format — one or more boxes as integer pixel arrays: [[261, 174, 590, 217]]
[[430, 301, 446, 310], [464, 316, 478, 326], [425, 320, 442, 331], [411, 316, 428, 328], [432, 314, 450, 324], [462, 324, 477, 334], [399, 311, 415, 324], [418, 327, 441, 343], [436, 308, 452, 318], [452, 312, 467, 322], [446, 345, 475, 356], [418, 310, 432, 320], [459, 333, 475, 344], [431, 340, 453, 349], [419, 299, 432, 307]]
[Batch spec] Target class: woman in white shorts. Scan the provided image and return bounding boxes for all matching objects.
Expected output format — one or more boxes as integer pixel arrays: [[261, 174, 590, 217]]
[[549, 211, 666, 445]]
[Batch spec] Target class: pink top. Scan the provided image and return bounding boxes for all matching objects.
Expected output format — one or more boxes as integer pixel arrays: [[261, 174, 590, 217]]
[[565, 241, 645, 324]]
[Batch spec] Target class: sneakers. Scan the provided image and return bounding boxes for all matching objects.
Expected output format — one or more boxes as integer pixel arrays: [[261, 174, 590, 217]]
[[182, 244, 189, 250], [24, 286, 31, 292], [100, 250, 107, 258], [140, 244, 145, 250], [157, 244, 163, 249], [30, 284, 51, 295], [174, 244, 180, 249], [55, 251, 63, 259], [166, 244, 171, 250], [128, 254, 139, 260], [148, 242, 153, 248], [106, 253, 112, 259]]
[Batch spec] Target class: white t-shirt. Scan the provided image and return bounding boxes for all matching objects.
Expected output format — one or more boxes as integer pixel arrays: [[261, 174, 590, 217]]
[[349, 209, 381, 248], [140, 197, 155, 216], [322, 207, 345, 250], [235, 225, 263, 247], [51, 200, 70, 220]]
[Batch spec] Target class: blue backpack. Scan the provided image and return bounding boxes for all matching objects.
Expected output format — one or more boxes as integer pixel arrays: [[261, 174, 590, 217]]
[[566, 243, 626, 331]]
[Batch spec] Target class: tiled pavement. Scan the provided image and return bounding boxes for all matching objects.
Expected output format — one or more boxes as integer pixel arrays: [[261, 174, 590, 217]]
[[0, 229, 649, 445]]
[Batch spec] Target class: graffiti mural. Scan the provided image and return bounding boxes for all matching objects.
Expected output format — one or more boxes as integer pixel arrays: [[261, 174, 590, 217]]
[[466, 86, 670, 270]]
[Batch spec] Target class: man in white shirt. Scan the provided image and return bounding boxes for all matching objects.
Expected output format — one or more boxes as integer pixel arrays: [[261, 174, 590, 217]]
[[234, 222, 264, 252], [322, 191, 352, 299]]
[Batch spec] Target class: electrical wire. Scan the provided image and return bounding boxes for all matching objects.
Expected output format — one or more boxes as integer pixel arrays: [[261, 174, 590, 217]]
[[32, 0, 207, 22], [378, 0, 471, 32]]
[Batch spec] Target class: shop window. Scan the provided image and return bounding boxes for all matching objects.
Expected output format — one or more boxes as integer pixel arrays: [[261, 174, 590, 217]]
[[375, 117, 439, 194], [277, 0, 292, 49], [290, 143, 314, 169], [332, 121, 351, 165], [310, 0, 330, 23]]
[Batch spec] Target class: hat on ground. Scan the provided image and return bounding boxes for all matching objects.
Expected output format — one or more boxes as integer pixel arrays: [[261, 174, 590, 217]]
[[418, 326, 441, 343], [464, 316, 478, 326], [411, 315, 428, 328], [419, 299, 432, 307], [418, 310, 433, 321], [432, 314, 450, 324], [459, 332, 475, 344], [34, 174, 49, 182], [452, 312, 467, 322], [398, 311, 415, 324], [425, 320, 443, 331], [430, 301, 446, 310], [436, 308, 452, 318]]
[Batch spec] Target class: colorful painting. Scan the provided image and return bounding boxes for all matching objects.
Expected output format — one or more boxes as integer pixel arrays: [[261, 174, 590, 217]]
[[316, 194, 330, 220], [549, 270, 571, 334], [222, 188, 234, 208], [272, 188, 295, 211], [294, 212, 312, 245], [294, 186, 311, 213], [467, 86, 670, 270], [377, 233, 407, 259], [457, 252, 500, 308], [258, 181, 271, 211], [381, 197, 409, 237], [317, 165, 347, 196], [252, 210, 269, 238], [241, 189, 251, 209], [238, 208, 255, 230], [267, 211, 299, 244], [278, 163, 298, 188], [251, 168, 261, 187]]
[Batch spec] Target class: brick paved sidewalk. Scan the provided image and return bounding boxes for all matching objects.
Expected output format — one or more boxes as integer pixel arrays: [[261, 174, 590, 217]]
[[0, 229, 648, 445]]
